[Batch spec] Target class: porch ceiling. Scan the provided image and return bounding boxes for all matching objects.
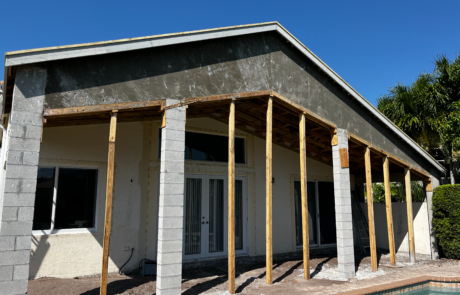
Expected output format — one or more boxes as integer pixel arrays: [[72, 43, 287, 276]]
[[42, 90, 431, 178]]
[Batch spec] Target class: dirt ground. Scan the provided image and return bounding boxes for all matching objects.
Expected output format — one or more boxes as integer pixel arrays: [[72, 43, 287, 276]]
[[28, 253, 460, 295]]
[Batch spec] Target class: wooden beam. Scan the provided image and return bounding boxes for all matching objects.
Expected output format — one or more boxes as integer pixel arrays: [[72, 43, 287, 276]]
[[266, 97, 273, 285], [348, 132, 432, 179], [228, 101, 236, 294], [339, 148, 349, 168], [383, 157, 396, 266], [365, 146, 378, 272], [299, 113, 310, 280], [424, 178, 432, 192], [100, 111, 117, 295], [405, 168, 416, 264], [44, 100, 163, 117]]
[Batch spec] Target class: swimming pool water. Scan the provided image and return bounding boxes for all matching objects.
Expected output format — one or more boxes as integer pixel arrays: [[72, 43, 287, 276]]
[[397, 286, 460, 295]]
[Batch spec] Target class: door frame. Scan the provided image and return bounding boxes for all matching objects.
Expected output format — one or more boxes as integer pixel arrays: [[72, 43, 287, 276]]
[[294, 179, 337, 249], [183, 173, 248, 260]]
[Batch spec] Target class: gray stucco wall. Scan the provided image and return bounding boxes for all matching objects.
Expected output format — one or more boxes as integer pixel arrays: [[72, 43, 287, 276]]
[[40, 31, 436, 174]]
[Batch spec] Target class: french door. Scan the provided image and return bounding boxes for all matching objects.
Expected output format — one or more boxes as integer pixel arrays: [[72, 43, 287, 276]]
[[183, 174, 247, 260], [294, 180, 337, 247]]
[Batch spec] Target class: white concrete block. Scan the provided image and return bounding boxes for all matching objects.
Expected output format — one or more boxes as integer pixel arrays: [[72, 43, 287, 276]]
[[15, 236, 31, 250], [2, 207, 18, 221], [161, 150, 185, 162], [158, 228, 183, 241], [157, 252, 182, 264], [160, 172, 185, 184], [0, 221, 33, 236], [0, 237, 15, 251], [157, 275, 182, 290], [0, 250, 30, 266], [0, 266, 13, 281], [159, 194, 184, 207], [3, 193, 35, 207], [5, 165, 38, 179], [160, 161, 184, 173], [23, 152, 39, 166], [13, 265, 29, 280], [158, 217, 183, 229], [157, 263, 182, 277], [158, 240, 182, 253], [158, 206, 183, 218], [0, 279, 28, 294], [162, 184, 185, 195], [18, 207, 34, 221]]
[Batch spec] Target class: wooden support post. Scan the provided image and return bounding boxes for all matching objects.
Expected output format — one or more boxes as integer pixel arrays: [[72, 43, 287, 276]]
[[383, 157, 396, 266], [364, 146, 378, 272], [100, 111, 117, 295], [228, 101, 236, 294], [405, 168, 416, 264], [299, 113, 310, 279], [266, 97, 273, 285]]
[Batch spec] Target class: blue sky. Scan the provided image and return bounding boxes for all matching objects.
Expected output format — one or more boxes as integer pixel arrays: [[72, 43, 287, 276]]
[[2, 0, 459, 106]]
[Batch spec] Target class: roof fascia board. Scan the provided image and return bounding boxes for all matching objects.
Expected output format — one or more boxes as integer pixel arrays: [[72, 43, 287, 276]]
[[275, 26, 444, 173], [5, 23, 278, 67]]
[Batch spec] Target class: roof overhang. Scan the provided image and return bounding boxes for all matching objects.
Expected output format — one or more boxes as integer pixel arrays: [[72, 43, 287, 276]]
[[3, 21, 445, 173]]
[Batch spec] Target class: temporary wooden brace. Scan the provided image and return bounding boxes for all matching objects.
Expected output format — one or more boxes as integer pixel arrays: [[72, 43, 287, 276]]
[[405, 168, 416, 264], [364, 146, 378, 272], [383, 157, 396, 266], [228, 101, 236, 294], [299, 113, 310, 279], [100, 111, 117, 295], [266, 97, 273, 285]]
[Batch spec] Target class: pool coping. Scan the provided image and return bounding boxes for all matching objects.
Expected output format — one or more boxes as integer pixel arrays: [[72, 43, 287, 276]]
[[339, 276, 460, 295]]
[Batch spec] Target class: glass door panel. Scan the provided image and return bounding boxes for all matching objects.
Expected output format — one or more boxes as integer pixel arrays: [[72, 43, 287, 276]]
[[294, 181, 318, 246], [208, 179, 224, 253], [318, 181, 337, 245], [184, 178, 203, 256], [235, 180, 244, 250]]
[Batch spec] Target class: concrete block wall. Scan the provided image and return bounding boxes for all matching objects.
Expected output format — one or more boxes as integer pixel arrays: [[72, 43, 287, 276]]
[[156, 99, 186, 295], [0, 66, 46, 294], [332, 128, 355, 279]]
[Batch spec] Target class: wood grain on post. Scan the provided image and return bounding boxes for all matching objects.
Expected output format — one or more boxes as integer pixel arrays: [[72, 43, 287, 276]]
[[299, 113, 310, 279], [405, 168, 416, 264], [100, 112, 117, 295], [365, 146, 378, 272], [228, 101, 236, 294], [383, 157, 396, 266], [266, 97, 273, 285]]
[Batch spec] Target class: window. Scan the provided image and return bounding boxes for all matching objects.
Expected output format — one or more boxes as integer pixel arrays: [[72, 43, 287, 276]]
[[159, 130, 246, 164], [33, 167, 98, 232]]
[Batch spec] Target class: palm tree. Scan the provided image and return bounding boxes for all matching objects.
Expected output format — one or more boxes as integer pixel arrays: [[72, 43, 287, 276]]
[[377, 74, 440, 156], [431, 54, 460, 184]]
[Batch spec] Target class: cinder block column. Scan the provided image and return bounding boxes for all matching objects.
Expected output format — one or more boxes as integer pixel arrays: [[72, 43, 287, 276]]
[[156, 99, 186, 295], [0, 66, 46, 294], [332, 128, 356, 279], [426, 174, 440, 260]]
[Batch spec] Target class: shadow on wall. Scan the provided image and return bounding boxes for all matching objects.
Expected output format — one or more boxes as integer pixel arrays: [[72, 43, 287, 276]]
[[29, 235, 50, 278], [361, 202, 428, 255]]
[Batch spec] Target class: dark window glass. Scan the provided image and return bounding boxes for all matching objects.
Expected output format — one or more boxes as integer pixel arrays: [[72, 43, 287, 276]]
[[159, 130, 245, 163], [185, 132, 245, 163], [54, 168, 98, 229], [32, 168, 55, 230]]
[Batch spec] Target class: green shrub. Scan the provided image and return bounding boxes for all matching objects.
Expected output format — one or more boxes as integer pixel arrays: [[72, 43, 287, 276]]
[[432, 184, 460, 259]]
